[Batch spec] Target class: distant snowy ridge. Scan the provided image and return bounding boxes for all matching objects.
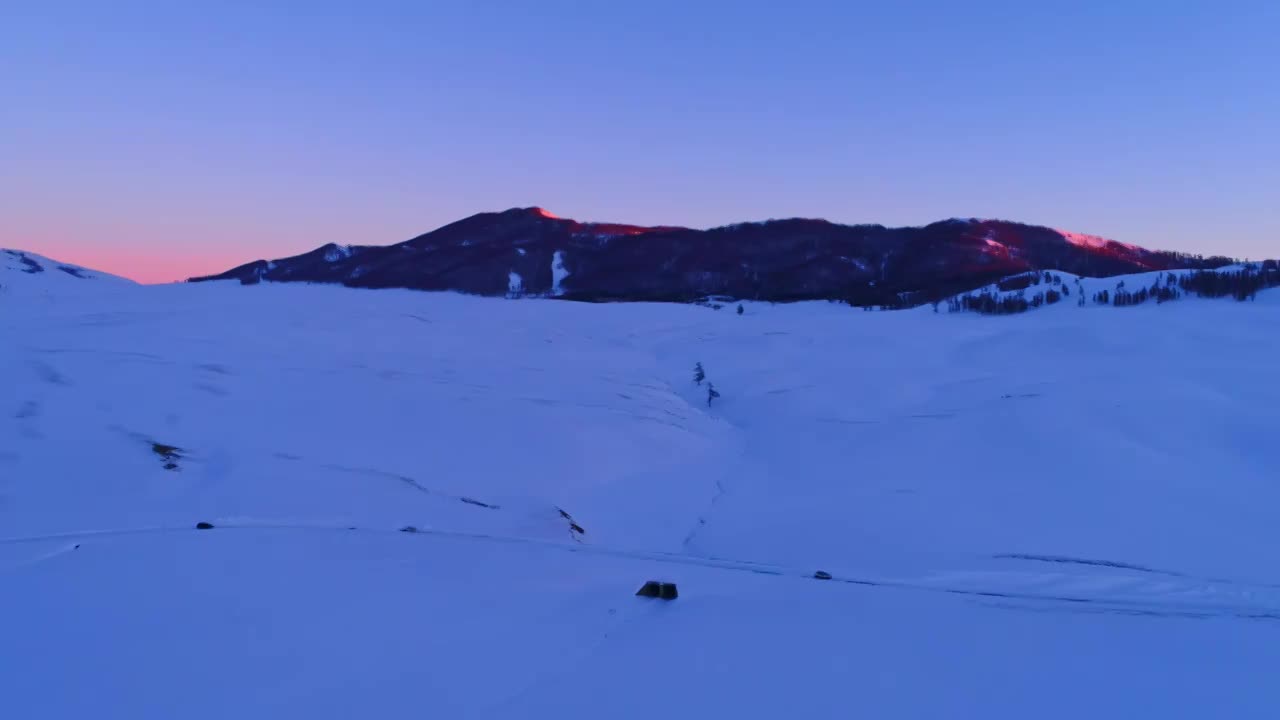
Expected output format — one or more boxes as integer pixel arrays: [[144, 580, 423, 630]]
[[943, 264, 1278, 315]]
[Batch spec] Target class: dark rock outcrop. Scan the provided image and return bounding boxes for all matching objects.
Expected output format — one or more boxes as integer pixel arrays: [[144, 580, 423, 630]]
[[636, 581, 679, 600]]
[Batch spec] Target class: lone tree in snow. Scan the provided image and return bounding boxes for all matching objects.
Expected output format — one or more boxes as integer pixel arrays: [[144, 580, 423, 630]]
[[693, 362, 705, 385], [707, 383, 721, 407]]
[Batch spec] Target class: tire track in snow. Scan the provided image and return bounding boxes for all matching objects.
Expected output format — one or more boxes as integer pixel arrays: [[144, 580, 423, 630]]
[[484, 599, 670, 714], [0, 541, 83, 573], [4, 522, 1280, 621], [995, 552, 1280, 590], [995, 553, 1180, 577]]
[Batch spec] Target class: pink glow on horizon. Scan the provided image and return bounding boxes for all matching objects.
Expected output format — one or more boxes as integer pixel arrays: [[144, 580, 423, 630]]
[[8, 216, 1173, 286]]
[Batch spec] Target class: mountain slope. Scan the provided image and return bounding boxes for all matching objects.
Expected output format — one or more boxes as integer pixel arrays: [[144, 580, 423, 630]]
[[189, 208, 1232, 303]]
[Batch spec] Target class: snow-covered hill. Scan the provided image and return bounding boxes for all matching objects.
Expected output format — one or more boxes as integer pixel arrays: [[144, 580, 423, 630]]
[[2, 248, 135, 298], [4, 268, 1280, 718]]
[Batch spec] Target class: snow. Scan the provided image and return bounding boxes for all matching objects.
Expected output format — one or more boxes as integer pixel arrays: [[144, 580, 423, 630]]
[[1057, 228, 1144, 253], [982, 228, 1009, 253], [323, 244, 354, 262], [3, 267, 1280, 718], [550, 249, 570, 296], [838, 255, 871, 271]]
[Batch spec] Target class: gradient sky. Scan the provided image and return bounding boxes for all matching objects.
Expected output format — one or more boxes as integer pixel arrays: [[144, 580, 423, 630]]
[[5, 0, 1278, 283]]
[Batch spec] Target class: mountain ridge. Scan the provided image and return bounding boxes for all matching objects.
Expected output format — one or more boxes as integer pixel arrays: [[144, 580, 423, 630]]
[[188, 208, 1237, 305]]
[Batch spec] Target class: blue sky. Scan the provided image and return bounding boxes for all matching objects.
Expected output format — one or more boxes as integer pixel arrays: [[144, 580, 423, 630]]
[[4, 0, 1278, 281]]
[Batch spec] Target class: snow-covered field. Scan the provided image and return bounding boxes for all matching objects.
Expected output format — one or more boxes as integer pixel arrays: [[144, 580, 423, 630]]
[[4, 256, 1280, 718]]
